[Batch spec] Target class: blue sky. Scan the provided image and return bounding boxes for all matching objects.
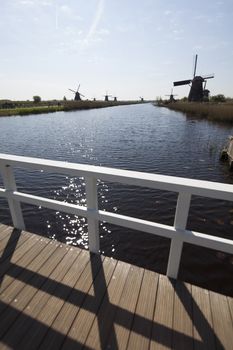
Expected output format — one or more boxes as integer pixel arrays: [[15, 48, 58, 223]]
[[0, 0, 232, 100]]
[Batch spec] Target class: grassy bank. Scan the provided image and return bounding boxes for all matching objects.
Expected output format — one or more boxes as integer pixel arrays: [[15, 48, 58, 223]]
[[0, 105, 63, 116], [162, 102, 233, 123], [0, 100, 143, 117]]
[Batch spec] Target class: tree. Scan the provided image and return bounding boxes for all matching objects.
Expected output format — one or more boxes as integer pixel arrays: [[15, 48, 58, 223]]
[[210, 94, 226, 103], [33, 95, 41, 103]]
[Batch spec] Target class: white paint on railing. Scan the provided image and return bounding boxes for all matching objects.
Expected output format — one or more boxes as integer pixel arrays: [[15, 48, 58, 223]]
[[85, 176, 99, 254], [0, 164, 25, 230], [167, 192, 192, 278], [0, 153, 233, 280]]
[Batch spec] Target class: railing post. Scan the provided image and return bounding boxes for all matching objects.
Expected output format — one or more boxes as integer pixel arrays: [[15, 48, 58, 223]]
[[85, 176, 100, 254], [1, 164, 25, 230], [166, 192, 191, 279]]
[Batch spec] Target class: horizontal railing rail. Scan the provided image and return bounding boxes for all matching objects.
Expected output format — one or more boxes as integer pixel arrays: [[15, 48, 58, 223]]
[[0, 153, 233, 279]]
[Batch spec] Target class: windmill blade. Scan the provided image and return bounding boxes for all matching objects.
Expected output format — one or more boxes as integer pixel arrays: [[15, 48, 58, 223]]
[[193, 54, 198, 78], [202, 74, 214, 79], [68, 89, 76, 93], [173, 79, 192, 86], [77, 84, 80, 91], [79, 93, 85, 97]]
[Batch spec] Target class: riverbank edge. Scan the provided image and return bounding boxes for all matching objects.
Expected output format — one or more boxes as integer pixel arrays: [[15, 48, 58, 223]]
[[0, 100, 144, 117], [156, 102, 233, 124]]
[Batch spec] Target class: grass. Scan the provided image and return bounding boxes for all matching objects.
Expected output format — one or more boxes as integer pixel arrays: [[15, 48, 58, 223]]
[[0, 105, 63, 117], [0, 100, 143, 117], [163, 102, 233, 123]]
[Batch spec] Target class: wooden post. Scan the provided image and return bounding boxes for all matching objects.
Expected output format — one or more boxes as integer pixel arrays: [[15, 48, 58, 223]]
[[85, 176, 99, 254], [1, 164, 25, 230], [166, 192, 191, 279]]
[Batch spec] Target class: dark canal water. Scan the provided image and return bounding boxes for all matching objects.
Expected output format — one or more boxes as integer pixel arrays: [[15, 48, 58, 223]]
[[0, 104, 233, 295]]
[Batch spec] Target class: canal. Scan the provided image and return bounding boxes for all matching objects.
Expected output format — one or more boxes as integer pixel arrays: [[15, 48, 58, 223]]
[[0, 103, 233, 294]]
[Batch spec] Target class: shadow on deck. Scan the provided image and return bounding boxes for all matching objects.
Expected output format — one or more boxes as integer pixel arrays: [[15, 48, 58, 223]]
[[0, 224, 232, 349]]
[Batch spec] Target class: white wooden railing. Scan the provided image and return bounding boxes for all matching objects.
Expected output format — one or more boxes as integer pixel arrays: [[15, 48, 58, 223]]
[[0, 153, 233, 279]]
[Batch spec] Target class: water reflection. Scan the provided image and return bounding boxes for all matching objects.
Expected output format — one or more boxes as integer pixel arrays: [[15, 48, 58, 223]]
[[46, 177, 113, 254], [0, 104, 233, 294]]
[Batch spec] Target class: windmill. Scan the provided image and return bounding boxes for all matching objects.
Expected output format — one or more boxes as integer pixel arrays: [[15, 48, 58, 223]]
[[165, 88, 178, 102], [103, 93, 112, 102], [173, 55, 214, 102], [68, 84, 85, 101], [139, 97, 144, 102], [113, 96, 117, 102]]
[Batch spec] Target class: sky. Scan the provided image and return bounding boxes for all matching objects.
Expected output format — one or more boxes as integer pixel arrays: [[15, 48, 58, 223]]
[[0, 0, 232, 101]]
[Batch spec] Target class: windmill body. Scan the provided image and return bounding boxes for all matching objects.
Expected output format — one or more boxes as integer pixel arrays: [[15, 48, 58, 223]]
[[165, 88, 178, 102], [173, 55, 214, 102], [103, 93, 112, 102], [68, 84, 85, 101]]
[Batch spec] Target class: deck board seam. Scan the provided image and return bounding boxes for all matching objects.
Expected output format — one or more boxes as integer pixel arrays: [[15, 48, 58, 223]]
[[0, 242, 74, 342], [0, 225, 13, 241], [0, 238, 52, 301], [226, 298, 233, 327], [190, 284, 195, 350], [0, 230, 31, 256], [36, 251, 102, 350], [208, 288, 217, 350], [80, 259, 118, 347], [51, 255, 107, 350], [22, 247, 86, 350], [171, 278, 176, 349], [125, 267, 146, 350], [7, 245, 80, 348], [148, 271, 160, 347]]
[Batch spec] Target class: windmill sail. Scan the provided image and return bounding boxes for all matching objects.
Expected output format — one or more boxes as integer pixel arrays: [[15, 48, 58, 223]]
[[173, 79, 192, 86]]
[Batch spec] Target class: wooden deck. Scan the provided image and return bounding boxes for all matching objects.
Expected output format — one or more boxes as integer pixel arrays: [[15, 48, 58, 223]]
[[0, 224, 232, 350]]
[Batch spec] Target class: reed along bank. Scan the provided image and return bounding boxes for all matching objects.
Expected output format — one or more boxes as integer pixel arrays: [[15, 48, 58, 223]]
[[162, 102, 233, 124]]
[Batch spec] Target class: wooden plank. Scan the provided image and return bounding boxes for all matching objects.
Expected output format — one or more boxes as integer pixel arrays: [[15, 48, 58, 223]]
[[61, 256, 118, 349], [84, 260, 131, 350], [227, 297, 233, 324], [0, 230, 38, 266], [105, 265, 144, 350], [38, 253, 105, 350], [150, 275, 174, 350], [0, 240, 64, 340], [210, 291, 233, 350], [0, 238, 56, 315], [0, 235, 51, 294], [127, 269, 158, 350], [0, 226, 232, 350], [0, 241, 74, 347], [0, 227, 21, 254], [172, 281, 193, 350], [17, 249, 91, 350], [0, 228, 31, 260], [0, 225, 13, 242], [191, 285, 216, 350]]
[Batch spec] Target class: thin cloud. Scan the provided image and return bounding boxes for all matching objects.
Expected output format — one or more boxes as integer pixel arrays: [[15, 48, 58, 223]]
[[85, 0, 105, 44]]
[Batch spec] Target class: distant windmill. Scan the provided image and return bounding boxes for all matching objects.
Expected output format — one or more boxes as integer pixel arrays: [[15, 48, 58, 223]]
[[165, 88, 178, 102], [139, 97, 144, 102], [173, 54, 214, 102], [113, 96, 117, 101], [68, 84, 85, 101], [103, 92, 112, 102]]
